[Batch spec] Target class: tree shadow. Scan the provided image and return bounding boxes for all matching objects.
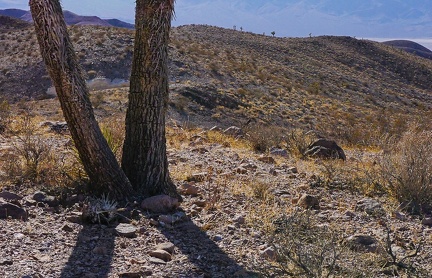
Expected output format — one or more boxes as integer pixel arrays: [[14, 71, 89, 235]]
[[60, 224, 115, 278], [159, 217, 257, 277]]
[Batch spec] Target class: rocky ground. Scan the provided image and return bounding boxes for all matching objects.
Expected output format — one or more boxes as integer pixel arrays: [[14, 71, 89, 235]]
[[1, 121, 432, 277]]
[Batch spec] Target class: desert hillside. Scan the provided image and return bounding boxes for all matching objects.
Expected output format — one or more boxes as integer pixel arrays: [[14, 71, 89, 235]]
[[1, 23, 431, 142]]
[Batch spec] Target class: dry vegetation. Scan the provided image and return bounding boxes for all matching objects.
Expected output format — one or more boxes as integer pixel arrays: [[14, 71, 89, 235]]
[[1, 23, 432, 277]]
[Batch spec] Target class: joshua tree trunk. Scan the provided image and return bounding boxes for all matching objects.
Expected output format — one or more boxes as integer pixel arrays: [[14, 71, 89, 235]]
[[122, 0, 179, 199], [29, 0, 134, 199]]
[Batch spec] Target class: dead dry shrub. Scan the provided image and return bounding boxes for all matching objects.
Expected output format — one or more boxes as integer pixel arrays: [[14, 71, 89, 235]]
[[284, 129, 317, 158], [245, 124, 284, 153], [261, 210, 341, 277], [379, 128, 432, 214]]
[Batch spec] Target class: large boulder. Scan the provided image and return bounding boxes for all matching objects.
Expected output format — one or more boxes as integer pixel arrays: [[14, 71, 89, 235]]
[[304, 138, 346, 160]]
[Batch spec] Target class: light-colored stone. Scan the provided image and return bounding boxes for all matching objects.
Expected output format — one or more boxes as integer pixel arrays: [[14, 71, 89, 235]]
[[149, 249, 172, 262], [155, 242, 175, 254], [115, 223, 137, 238]]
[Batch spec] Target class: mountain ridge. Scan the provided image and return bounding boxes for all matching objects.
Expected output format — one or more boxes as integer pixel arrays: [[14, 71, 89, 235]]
[[0, 8, 134, 29]]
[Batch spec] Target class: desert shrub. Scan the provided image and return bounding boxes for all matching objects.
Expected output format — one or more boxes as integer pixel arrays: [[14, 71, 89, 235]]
[[0, 99, 11, 133], [6, 113, 53, 182], [100, 119, 125, 161], [263, 211, 340, 277], [380, 128, 432, 214], [245, 124, 284, 153], [284, 129, 317, 158]]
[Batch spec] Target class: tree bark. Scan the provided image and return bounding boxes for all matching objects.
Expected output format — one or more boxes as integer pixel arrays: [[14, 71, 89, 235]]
[[122, 0, 179, 199], [29, 0, 134, 200]]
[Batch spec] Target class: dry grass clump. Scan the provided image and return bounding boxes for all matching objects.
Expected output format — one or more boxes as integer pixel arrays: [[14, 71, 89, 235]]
[[0, 112, 78, 187], [379, 128, 432, 214], [0, 98, 11, 133]]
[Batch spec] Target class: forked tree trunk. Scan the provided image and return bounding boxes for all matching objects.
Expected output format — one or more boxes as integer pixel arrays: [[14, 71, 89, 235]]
[[29, 0, 134, 199], [122, 0, 179, 199]]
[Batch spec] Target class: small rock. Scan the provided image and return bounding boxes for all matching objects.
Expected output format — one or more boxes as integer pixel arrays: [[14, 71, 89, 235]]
[[297, 194, 320, 209], [191, 147, 209, 154], [260, 246, 276, 260], [0, 257, 13, 266], [223, 126, 243, 136], [179, 183, 199, 196], [187, 172, 208, 182], [115, 223, 137, 238], [141, 195, 179, 213], [66, 212, 82, 223], [236, 167, 248, 174], [422, 217, 432, 227], [288, 167, 298, 174], [158, 211, 186, 225], [346, 234, 380, 253], [192, 199, 207, 207], [270, 147, 288, 157], [33, 191, 58, 207], [149, 249, 172, 262], [0, 191, 23, 202], [0, 200, 27, 220], [13, 233, 25, 239], [33, 254, 51, 262], [344, 210, 356, 218], [149, 257, 167, 264], [213, 235, 223, 242], [394, 211, 407, 221], [119, 270, 153, 278], [61, 224, 74, 232], [149, 219, 159, 226], [239, 162, 257, 170], [92, 246, 108, 255], [233, 214, 245, 225], [155, 242, 175, 254], [257, 156, 276, 164], [355, 198, 385, 216]]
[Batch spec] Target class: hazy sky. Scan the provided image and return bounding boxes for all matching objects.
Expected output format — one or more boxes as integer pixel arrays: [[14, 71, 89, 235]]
[[1, 0, 431, 49]]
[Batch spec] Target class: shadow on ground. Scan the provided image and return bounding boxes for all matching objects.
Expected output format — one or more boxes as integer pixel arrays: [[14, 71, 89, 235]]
[[159, 218, 257, 278], [60, 224, 115, 278]]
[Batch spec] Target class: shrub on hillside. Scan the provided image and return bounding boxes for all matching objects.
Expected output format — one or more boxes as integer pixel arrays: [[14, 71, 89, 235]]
[[380, 128, 432, 214], [0, 99, 11, 133]]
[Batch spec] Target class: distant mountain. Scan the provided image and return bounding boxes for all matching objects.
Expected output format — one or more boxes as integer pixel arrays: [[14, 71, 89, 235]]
[[105, 19, 134, 29], [0, 15, 30, 29], [0, 8, 27, 19], [0, 8, 134, 29], [383, 40, 432, 60]]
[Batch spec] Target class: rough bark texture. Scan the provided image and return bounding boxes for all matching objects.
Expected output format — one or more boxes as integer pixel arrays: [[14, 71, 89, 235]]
[[122, 0, 179, 199], [29, 0, 134, 200]]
